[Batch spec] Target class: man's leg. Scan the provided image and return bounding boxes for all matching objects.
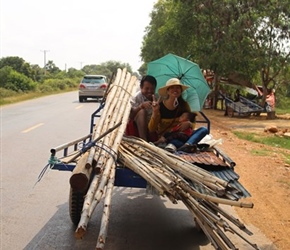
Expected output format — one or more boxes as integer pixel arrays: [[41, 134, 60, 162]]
[[134, 109, 148, 141]]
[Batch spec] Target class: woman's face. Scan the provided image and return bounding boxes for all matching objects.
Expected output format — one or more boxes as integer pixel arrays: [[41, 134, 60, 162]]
[[167, 85, 182, 98]]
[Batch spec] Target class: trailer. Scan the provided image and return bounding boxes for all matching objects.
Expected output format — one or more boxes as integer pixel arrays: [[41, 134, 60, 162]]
[[40, 69, 259, 250], [219, 91, 264, 117], [48, 108, 250, 219]]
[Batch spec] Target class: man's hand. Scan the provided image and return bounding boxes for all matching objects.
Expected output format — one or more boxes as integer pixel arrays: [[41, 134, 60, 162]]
[[140, 101, 152, 110]]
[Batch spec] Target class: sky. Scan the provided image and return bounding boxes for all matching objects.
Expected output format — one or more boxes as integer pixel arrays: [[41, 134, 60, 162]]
[[0, 0, 156, 72]]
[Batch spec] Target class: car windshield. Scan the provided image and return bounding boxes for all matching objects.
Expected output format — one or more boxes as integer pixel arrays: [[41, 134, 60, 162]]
[[82, 77, 106, 84]]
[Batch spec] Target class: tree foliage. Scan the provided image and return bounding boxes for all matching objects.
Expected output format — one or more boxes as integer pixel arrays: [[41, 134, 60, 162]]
[[82, 60, 134, 82], [0, 66, 36, 92], [0, 56, 135, 97], [45, 60, 61, 74], [0, 56, 34, 78], [141, 0, 290, 104]]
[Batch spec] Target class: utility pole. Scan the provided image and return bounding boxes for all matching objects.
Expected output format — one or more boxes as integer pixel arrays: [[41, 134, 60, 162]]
[[79, 61, 84, 69], [41, 50, 49, 75]]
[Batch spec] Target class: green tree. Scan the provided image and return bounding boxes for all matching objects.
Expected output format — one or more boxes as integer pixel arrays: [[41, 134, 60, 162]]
[[101, 60, 133, 77], [141, 0, 172, 63], [141, 0, 290, 106], [0, 66, 36, 92], [30, 64, 44, 82], [137, 64, 147, 76], [244, 1, 290, 99], [81, 61, 133, 82], [81, 64, 112, 81], [0, 56, 34, 78], [45, 60, 61, 74], [67, 67, 85, 78]]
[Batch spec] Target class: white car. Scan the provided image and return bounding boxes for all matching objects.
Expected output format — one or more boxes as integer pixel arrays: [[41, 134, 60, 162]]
[[78, 75, 107, 102]]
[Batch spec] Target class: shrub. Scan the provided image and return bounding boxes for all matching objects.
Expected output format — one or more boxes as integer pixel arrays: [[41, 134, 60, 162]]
[[0, 66, 36, 92], [37, 84, 54, 93], [38, 78, 78, 93], [0, 87, 17, 98]]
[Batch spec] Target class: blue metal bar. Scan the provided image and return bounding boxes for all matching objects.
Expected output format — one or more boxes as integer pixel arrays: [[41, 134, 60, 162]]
[[51, 163, 75, 171], [197, 111, 210, 133], [90, 103, 105, 134], [114, 168, 147, 188], [51, 163, 147, 188]]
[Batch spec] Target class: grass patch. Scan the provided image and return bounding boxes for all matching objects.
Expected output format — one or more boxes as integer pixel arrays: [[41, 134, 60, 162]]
[[0, 88, 77, 106], [281, 152, 290, 165], [250, 148, 271, 156], [275, 108, 290, 115], [235, 131, 290, 165], [233, 131, 290, 150]]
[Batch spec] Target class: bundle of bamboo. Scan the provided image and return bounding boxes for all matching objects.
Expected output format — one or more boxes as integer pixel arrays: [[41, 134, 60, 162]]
[[71, 68, 138, 245], [70, 68, 258, 250], [119, 137, 259, 249]]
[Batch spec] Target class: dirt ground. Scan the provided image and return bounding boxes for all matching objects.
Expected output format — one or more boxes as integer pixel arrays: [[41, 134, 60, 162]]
[[202, 109, 290, 250]]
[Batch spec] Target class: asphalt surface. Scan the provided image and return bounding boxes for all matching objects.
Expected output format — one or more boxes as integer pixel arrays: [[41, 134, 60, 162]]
[[1, 92, 274, 250]]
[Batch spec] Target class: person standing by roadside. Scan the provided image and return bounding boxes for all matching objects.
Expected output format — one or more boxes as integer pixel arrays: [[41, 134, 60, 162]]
[[265, 89, 276, 111], [254, 85, 276, 111]]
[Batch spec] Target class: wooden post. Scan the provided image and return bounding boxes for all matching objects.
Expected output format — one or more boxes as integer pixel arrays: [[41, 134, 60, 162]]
[[267, 111, 276, 120], [70, 152, 92, 191]]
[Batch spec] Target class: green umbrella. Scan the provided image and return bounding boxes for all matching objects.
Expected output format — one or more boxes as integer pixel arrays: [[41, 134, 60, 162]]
[[147, 53, 210, 111]]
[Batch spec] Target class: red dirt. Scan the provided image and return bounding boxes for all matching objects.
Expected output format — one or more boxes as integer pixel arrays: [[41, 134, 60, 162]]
[[203, 109, 290, 250]]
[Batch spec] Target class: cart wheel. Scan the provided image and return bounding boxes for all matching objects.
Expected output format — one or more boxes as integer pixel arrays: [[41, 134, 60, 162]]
[[69, 188, 86, 226]]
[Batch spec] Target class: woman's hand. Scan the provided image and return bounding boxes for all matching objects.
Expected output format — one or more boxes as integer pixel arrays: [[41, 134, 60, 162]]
[[151, 95, 161, 113]]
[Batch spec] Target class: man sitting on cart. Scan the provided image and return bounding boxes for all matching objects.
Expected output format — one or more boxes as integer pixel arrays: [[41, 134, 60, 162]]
[[128, 75, 158, 141]]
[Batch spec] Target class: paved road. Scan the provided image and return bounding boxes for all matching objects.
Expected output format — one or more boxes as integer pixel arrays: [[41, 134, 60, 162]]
[[1, 92, 274, 250]]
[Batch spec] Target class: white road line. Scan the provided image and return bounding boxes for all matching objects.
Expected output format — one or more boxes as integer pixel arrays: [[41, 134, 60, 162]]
[[22, 123, 44, 133], [75, 105, 83, 109]]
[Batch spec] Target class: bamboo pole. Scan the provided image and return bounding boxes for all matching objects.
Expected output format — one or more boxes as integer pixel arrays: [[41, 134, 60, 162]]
[[123, 137, 230, 188], [75, 69, 138, 240], [119, 140, 253, 208], [122, 138, 229, 193], [118, 137, 257, 249], [69, 151, 92, 191], [95, 73, 138, 250], [90, 69, 135, 212], [95, 170, 114, 250], [119, 145, 170, 195], [178, 180, 253, 208], [75, 70, 124, 236], [75, 68, 126, 238]]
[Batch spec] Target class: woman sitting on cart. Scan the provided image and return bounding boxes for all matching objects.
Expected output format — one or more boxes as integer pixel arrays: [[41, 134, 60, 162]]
[[153, 111, 197, 146], [148, 78, 208, 153]]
